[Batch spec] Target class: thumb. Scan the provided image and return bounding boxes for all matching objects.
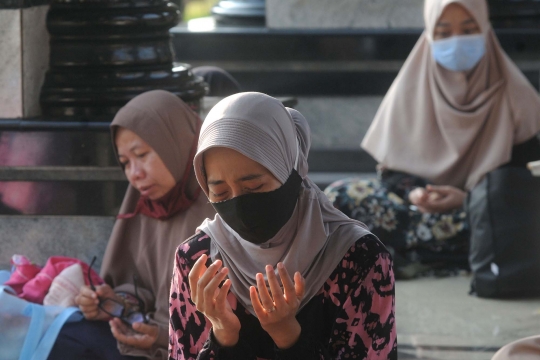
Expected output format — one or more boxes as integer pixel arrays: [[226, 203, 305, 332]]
[[95, 285, 108, 297]]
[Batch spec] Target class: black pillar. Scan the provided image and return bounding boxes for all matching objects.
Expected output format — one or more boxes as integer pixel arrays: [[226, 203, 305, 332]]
[[40, 0, 207, 121]]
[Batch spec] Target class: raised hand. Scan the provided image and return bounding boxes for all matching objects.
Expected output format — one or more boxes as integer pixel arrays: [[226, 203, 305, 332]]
[[249, 262, 305, 349], [188, 254, 241, 347]]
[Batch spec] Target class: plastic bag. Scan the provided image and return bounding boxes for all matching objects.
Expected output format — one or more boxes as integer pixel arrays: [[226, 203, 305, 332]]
[[0, 274, 81, 360]]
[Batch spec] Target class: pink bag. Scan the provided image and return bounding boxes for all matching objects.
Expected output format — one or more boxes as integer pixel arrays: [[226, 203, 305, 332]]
[[19, 256, 103, 304], [4, 255, 41, 295]]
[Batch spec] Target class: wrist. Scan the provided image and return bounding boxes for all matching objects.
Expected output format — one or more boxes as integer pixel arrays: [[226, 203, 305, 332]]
[[213, 327, 240, 347], [268, 320, 301, 349]]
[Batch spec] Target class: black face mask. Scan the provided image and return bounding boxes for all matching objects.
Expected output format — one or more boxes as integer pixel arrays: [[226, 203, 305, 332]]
[[211, 169, 303, 245]]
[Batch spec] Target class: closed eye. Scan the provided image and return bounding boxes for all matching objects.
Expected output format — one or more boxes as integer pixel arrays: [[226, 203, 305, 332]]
[[245, 184, 264, 193], [464, 27, 480, 34]]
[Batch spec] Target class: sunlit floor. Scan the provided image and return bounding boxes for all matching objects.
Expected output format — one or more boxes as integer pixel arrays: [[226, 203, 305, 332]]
[[395, 275, 540, 360]]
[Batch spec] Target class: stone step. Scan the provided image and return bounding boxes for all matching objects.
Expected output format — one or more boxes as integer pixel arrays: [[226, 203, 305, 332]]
[[172, 25, 540, 95], [172, 25, 540, 63]]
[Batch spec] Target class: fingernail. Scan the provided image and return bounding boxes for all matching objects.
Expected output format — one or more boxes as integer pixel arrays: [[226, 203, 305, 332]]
[[266, 265, 273, 271], [277, 263, 284, 270], [220, 268, 227, 274]]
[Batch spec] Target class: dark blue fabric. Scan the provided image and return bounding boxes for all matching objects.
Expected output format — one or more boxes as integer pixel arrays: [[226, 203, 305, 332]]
[[47, 319, 145, 360]]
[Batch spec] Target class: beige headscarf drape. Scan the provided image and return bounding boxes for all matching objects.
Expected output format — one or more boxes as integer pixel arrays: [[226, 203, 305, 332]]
[[193, 92, 373, 316], [361, 0, 540, 190], [100, 91, 215, 359], [492, 335, 540, 360]]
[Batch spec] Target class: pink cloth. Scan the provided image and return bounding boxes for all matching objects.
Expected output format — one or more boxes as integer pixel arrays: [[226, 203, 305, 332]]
[[6, 256, 104, 304], [4, 255, 41, 294]]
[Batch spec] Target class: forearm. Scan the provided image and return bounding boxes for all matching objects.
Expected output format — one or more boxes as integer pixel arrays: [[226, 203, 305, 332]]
[[274, 328, 328, 360], [198, 329, 257, 360]]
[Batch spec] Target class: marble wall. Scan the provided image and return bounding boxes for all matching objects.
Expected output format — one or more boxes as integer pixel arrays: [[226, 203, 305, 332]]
[[267, 0, 425, 29], [0, 5, 49, 118]]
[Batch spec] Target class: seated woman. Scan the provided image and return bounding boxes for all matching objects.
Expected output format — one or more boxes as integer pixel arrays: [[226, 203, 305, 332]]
[[48, 90, 215, 360], [169, 92, 397, 359], [325, 0, 540, 278]]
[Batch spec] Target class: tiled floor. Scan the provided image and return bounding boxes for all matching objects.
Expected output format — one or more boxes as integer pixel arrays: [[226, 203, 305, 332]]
[[395, 276, 540, 360]]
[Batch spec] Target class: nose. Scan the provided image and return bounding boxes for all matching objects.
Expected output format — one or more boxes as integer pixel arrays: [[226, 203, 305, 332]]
[[229, 185, 244, 199], [127, 162, 144, 182]]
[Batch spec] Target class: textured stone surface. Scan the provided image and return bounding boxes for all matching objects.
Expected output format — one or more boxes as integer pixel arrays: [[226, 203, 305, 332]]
[[0, 6, 49, 118], [0, 216, 115, 270], [267, 0, 424, 29], [0, 10, 23, 118], [396, 276, 540, 359], [22, 5, 49, 117], [295, 96, 383, 149]]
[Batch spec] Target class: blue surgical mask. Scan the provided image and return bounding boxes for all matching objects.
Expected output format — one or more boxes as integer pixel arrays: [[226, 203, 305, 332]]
[[431, 34, 486, 72]]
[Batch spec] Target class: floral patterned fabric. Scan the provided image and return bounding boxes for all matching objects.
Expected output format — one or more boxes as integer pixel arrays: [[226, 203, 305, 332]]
[[169, 232, 397, 360], [324, 174, 469, 277]]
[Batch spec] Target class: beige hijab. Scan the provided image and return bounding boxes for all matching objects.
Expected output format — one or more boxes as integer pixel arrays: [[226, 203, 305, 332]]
[[101, 91, 215, 359], [193, 92, 372, 316], [362, 0, 540, 190]]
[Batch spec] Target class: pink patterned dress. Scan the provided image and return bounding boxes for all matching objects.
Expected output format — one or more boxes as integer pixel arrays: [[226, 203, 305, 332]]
[[169, 232, 397, 360]]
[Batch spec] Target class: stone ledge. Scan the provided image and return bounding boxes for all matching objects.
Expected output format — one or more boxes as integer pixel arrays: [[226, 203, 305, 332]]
[[0, 166, 126, 181], [267, 0, 424, 29], [0, 215, 115, 270]]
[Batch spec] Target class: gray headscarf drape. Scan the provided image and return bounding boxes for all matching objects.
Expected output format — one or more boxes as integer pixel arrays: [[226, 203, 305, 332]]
[[193, 92, 373, 316]]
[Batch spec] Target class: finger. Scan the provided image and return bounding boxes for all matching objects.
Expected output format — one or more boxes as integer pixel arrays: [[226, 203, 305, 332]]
[[249, 285, 266, 319], [132, 322, 157, 336], [204, 267, 228, 304], [82, 309, 100, 319], [294, 272, 305, 300], [256, 273, 275, 311], [277, 263, 296, 303], [197, 260, 223, 304], [76, 294, 99, 306], [110, 320, 136, 345], [215, 279, 232, 312], [95, 284, 112, 297], [266, 265, 285, 307], [188, 254, 208, 302], [427, 185, 451, 195], [79, 303, 99, 314], [79, 286, 97, 299]]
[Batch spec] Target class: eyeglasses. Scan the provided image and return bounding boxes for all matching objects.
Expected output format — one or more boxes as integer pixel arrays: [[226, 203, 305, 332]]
[[87, 256, 147, 326]]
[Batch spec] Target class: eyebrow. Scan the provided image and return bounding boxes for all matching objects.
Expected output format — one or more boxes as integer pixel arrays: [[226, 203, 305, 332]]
[[436, 18, 476, 28], [461, 19, 478, 25], [207, 173, 264, 186], [129, 144, 141, 153]]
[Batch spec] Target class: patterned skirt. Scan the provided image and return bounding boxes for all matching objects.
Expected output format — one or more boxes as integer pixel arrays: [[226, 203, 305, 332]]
[[324, 177, 470, 279]]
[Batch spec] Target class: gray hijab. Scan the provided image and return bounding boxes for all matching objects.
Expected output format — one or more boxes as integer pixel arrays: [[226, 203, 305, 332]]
[[193, 92, 372, 315]]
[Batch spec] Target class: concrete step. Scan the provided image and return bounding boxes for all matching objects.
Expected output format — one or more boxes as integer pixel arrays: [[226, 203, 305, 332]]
[[172, 24, 540, 95]]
